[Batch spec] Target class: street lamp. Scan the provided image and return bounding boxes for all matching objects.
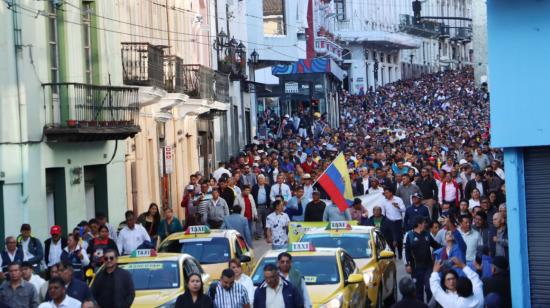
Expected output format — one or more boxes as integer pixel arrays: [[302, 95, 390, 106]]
[[250, 49, 259, 64], [215, 30, 228, 50]]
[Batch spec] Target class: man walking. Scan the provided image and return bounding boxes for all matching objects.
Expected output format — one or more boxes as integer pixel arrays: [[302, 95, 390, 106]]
[[397, 174, 421, 208], [404, 193, 430, 231], [304, 191, 326, 222], [253, 263, 303, 308], [381, 186, 406, 258], [91, 249, 135, 308], [252, 174, 271, 240], [266, 200, 291, 249], [278, 252, 311, 308], [458, 216, 482, 263], [209, 269, 250, 308], [0, 263, 39, 308], [117, 211, 151, 255], [201, 188, 230, 228], [222, 205, 254, 248], [404, 217, 442, 303]]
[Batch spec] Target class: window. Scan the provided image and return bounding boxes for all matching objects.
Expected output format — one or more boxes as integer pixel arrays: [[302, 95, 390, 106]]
[[82, 2, 93, 84], [47, 3, 59, 90], [340, 252, 356, 279], [263, 0, 286, 35], [335, 0, 346, 21]]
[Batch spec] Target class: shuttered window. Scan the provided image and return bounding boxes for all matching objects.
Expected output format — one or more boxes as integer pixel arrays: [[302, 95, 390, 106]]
[[524, 147, 550, 306]]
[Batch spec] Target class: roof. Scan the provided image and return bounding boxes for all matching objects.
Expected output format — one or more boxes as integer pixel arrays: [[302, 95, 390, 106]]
[[302, 225, 375, 235], [118, 253, 190, 263], [262, 248, 341, 258], [163, 229, 234, 241], [337, 30, 421, 49]]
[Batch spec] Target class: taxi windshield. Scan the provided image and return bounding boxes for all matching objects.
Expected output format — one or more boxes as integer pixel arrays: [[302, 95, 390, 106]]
[[251, 256, 339, 286], [159, 237, 231, 264], [119, 261, 180, 290], [301, 233, 372, 258]]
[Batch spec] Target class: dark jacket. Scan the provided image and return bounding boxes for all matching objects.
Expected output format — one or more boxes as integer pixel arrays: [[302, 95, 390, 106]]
[[482, 271, 511, 308], [363, 215, 393, 243], [60, 248, 87, 280], [0, 248, 24, 272], [91, 267, 135, 308], [253, 276, 304, 308], [16, 236, 43, 267], [252, 184, 271, 206], [390, 296, 428, 308], [219, 187, 236, 210], [464, 179, 488, 200], [352, 178, 365, 196], [175, 292, 213, 308], [44, 238, 67, 266], [404, 204, 431, 231], [417, 177, 438, 200]]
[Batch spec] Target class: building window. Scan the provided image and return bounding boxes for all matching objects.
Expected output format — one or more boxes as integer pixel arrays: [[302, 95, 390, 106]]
[[47, 3, 59, 90], [263, 0, 286, 35], [82, 2, 93, 84], [335, 0, 346, 21]]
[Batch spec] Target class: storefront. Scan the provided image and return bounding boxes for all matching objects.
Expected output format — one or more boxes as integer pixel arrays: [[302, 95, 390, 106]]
[[270, 59, 344, 128]]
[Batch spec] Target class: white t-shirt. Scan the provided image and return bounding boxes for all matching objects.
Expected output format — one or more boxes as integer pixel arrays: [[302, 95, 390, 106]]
[[37, 295, 81, 308], [236, 274, 255, 304]]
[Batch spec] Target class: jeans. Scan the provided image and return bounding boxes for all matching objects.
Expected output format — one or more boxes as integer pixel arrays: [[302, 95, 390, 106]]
[[256, 205, 271, 237], [412, 266, 432, 303]]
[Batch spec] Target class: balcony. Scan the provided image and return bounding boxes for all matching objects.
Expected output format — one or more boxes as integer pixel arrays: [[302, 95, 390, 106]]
[[121, 42, 165, 88], [42, 83, 140, 142], [164, 55, 184, 93], [181, 65, 229, 102], [314, 36, 343, 61], [452, 27, 472, 43], [399, 14, 440, 38]]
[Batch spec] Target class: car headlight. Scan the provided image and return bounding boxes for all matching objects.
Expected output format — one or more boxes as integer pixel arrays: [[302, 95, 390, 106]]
[[156, 298, 177, 308], [319, 293, 343, 308]]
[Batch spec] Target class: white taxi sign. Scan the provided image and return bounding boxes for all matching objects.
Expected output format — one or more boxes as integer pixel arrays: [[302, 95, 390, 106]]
[[185, 225, 211, 234], [131, 249, 157, 258], [325, 221, 352, 231], [288, 242, 315, 252]]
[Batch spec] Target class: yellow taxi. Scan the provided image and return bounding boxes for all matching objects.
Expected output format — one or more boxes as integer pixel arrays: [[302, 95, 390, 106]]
[[91, 250, 211, 308], [299, 222, 397, 308], [158, 225, 255, 279], [250, 242, 369, 308]]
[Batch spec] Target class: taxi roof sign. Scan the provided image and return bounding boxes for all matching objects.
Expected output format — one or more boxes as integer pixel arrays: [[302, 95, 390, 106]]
[[288, 242, 315, 252], [325, 221, 352, 231], [185, 225, 211, 235], [131, 249, 157, 258]]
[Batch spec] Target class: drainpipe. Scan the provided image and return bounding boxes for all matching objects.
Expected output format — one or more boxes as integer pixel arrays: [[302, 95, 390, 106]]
[[11, 0, 30, 221]]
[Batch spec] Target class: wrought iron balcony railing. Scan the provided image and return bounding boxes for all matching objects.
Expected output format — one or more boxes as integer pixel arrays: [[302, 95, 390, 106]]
[[121, 42, 165, 88], [399, 14, 440, 38], [164, 55, 184, 93], [181, 65, 229, 102], [42, 83, 140, 141]]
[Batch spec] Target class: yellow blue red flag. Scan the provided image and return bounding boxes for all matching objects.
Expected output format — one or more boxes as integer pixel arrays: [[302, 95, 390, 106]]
[[317, 153, 354, 213]]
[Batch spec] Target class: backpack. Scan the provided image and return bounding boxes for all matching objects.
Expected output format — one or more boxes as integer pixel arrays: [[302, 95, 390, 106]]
[[208, 280, 219, 301]]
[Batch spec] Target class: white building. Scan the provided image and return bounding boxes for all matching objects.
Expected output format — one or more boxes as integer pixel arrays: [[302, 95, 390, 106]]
[[335, 0, 473, 94]]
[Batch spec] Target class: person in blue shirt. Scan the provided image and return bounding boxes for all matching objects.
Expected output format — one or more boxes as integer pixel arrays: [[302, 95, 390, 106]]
[[157, 207, 183, 241], [221, 205, 254, 248], [404, 193, 431, 231], [52, 260, 92, 303], [285, 186, 307, 221]]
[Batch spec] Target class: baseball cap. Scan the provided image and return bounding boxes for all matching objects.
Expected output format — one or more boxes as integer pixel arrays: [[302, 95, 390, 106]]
[[302, 173, 312, 179], [411, 192, 422, 199], [459, 159, 468, 165], [50, 225, 62, 235], [186, 185, 195, 191]]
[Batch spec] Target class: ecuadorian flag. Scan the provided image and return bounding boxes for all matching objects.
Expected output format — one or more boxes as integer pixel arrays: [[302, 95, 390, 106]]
[[317, 153, 354, 213]]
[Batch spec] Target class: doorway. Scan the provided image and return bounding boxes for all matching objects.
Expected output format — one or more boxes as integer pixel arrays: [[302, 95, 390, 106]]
[[84, 165, 109, 220], [45, 168, 68, 235]]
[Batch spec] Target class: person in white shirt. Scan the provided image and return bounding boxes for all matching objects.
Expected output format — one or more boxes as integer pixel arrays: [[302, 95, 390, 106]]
[[117, 211, 151, 255], [230, 258, 255, 305], [381, 186, 406, 259], [38, 277, 81, 308], [269, 174, 292, 203], [360, 167, 370, 195], [213, 162, 232, 181], [458, 216, 482, 262], [21, 261, 46, 294], [367, 178, 384, 195], [430, 257, 484, 308]]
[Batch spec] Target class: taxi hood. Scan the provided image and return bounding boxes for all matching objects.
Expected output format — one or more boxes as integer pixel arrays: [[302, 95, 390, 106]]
[[132, 289, 181, 308], [306, 284, 341, 306], [202, 263, 227, 279]]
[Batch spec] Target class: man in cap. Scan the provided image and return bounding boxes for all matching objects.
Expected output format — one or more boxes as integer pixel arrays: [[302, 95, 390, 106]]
[[181, 184, 199, 225], [404, 193, 430, 231], [392, 276, 428, 308], [302, 173, 315, 201], [396, 174, 421, 208], [44, 225, 67, 268], [17, 224, 43, 272]]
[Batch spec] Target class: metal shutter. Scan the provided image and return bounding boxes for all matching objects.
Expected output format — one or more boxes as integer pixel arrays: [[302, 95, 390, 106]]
[[525, 147, 550, 306]]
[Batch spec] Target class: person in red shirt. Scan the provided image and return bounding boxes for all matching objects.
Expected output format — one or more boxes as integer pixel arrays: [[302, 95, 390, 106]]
[[301, 154, 317, 174], [234, 185, 258, 238], [180, 185, 197, 225]]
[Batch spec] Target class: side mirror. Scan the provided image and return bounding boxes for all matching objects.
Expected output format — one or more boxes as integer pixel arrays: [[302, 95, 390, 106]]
[[346, 273, 363, 284], [240, 255, 252, 263], [378, 250, 395, 260]]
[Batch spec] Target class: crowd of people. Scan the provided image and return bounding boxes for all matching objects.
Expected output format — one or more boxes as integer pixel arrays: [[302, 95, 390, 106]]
[[0, 67, 510, 308]]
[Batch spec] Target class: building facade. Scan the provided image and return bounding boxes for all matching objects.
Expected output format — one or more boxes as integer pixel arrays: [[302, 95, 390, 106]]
[[0, 0, 137, 240], [488, 1, 550, 307], [335, 0, 473, 94]]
